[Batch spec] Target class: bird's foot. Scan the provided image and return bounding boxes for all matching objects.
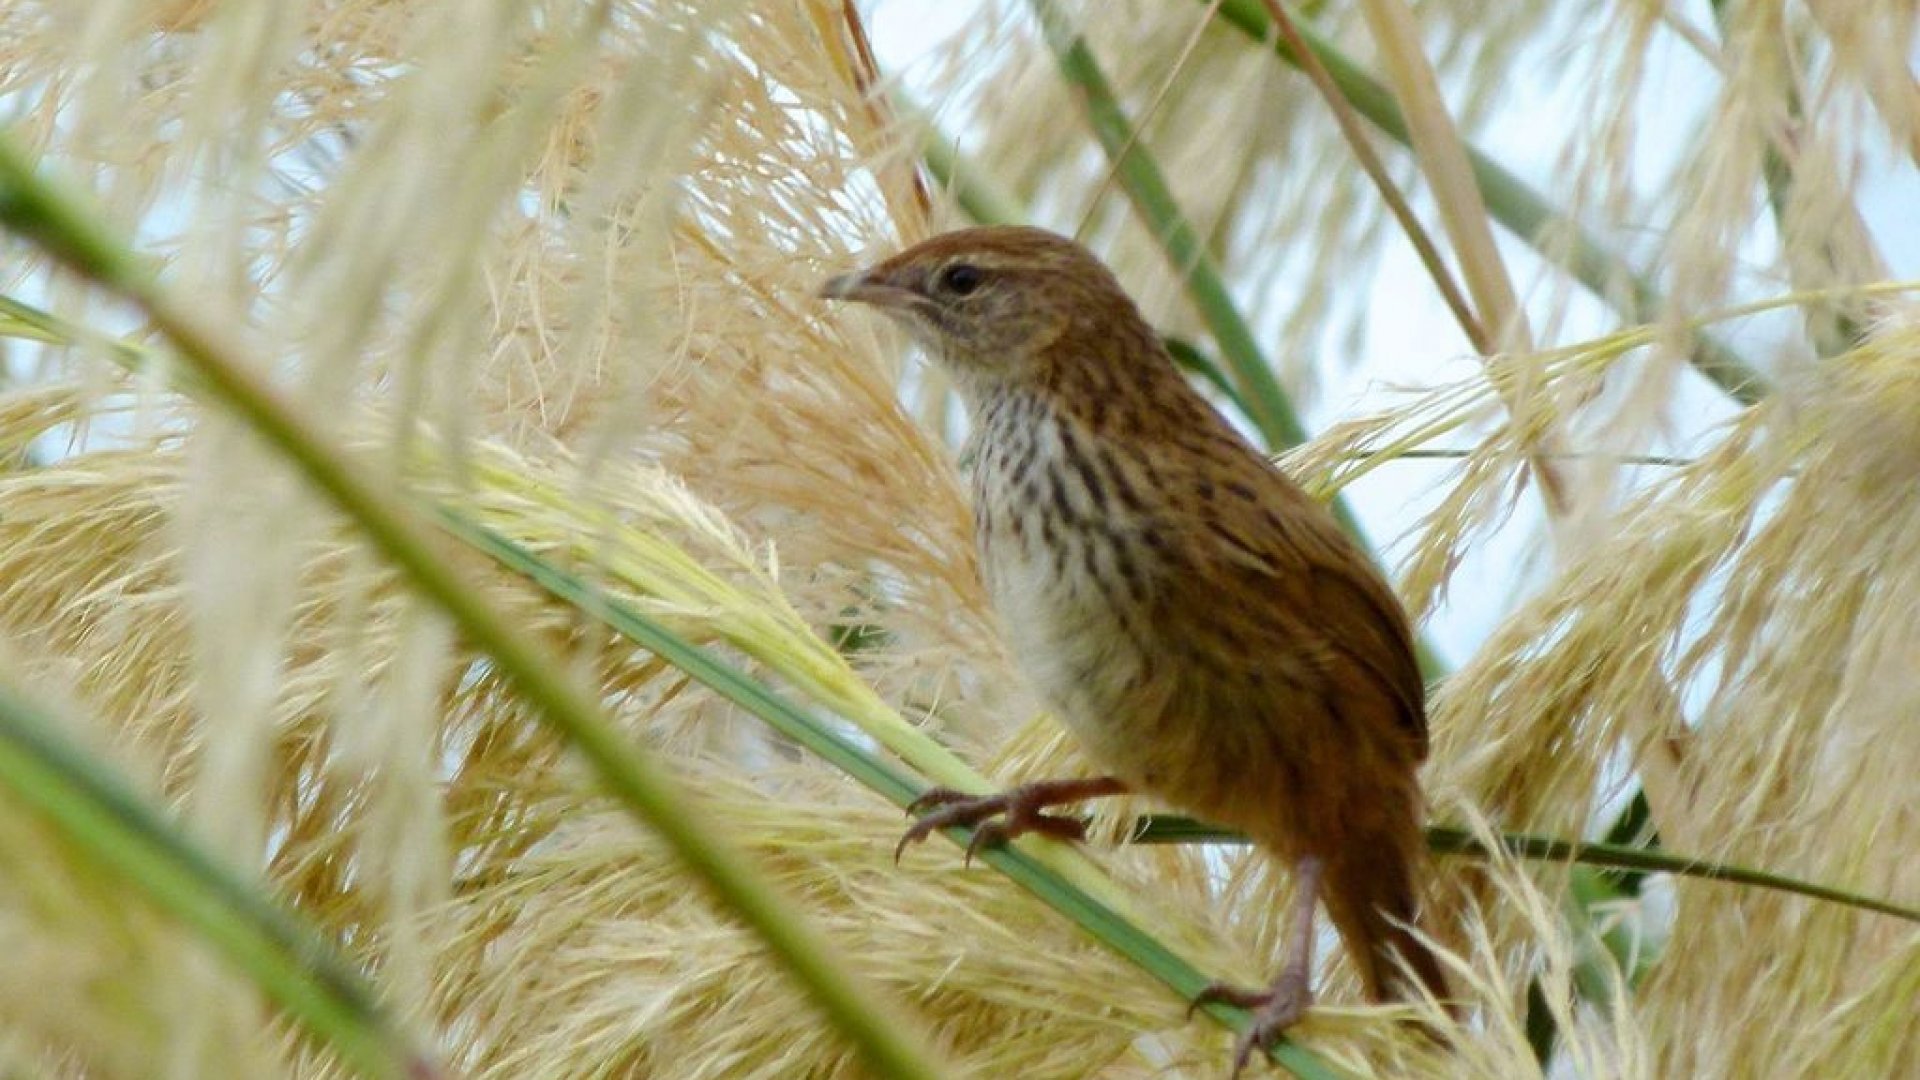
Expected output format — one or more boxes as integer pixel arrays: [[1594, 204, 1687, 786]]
[[894, 777, 1125, 864], [1189, 967, 1311, 1078]]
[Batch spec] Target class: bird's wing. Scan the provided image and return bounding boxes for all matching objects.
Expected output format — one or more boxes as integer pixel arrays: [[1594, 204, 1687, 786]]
[[1153, 452, 1430, 760]]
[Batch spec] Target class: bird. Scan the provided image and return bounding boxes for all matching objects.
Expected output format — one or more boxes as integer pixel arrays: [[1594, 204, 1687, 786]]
[[820, 226, 1451, 1073]]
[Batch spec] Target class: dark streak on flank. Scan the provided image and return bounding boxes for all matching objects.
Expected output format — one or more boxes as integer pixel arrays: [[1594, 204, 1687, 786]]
[[1058, 425, 1110, 514]]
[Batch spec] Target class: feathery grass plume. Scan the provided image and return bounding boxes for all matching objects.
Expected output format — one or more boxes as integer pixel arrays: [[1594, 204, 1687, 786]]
[[1539, 1, 1903, 405], [430, 776, 1195, 1079], [0, 449, 407, 1077], [1635, 320, 1920, 1077], [945, 0, 1373, 394], [922, 0, 1570, 399], [1404, 804, 1652, 1080], [597, 7, 1025, 758], [1287, 322, 1660, 624], [2, 0, 964, 1071], [1388, 311, 1920, 1076], [6, 0, 1920, 1076], [0, 634, 275, 1079], [0, 428, 824, 1073], [0, 427, 1420, 1077]]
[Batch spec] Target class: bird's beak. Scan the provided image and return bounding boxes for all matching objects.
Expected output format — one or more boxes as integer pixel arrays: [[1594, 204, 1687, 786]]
[[818, 268, 918, 309]]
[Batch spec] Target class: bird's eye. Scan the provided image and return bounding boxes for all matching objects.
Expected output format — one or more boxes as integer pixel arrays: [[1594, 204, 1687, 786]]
[[939, 263, 984, 296]]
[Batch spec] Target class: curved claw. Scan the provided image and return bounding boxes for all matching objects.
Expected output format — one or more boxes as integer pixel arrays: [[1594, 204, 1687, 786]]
[[894, 782, 1104, 864], [893, 808, 956, 862], [1219, 982, 1310, 1080], [962, 820, 1008, 866], [893, 788, 1005, 863], [1186, 975, 1310, 1078]]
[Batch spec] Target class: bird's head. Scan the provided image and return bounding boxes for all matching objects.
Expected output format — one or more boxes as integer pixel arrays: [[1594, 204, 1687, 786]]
[[820, 226, 1161, 399]]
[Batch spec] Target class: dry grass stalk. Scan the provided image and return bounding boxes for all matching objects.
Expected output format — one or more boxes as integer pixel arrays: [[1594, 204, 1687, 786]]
[[0, 1, 1914, 1077]]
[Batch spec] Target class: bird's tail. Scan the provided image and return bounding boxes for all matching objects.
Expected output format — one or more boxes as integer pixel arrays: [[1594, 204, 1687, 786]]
[[1321, 844, 1453, 1012]]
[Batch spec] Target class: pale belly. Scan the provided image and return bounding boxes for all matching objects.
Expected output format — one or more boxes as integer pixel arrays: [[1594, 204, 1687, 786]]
[[980, 519, 1170, 787]]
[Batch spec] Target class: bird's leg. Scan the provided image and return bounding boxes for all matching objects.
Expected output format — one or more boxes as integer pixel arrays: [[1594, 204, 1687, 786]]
[[895, 776, 1129, 864], [1190, 855, 1325, 1078]]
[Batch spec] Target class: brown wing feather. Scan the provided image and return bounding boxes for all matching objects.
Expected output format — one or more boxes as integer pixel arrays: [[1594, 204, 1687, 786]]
[[1147, 437, 1428, 759], [1303, 546, 1429, 759]]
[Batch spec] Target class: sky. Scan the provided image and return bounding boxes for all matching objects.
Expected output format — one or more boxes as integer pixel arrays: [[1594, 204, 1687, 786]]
[[858, 0, 1920, 665]]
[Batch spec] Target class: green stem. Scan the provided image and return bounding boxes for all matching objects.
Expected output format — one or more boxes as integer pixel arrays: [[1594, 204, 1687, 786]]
[[0, 685, 428, 1079], [1129, 815, 1920, 923], [0, 132, 946, 1080], [456, 515, 1347, 1080], [1027, 0, 1312, 453], [914, 118, 1027, 228], [1211, 0, 1771, 404], [1027, 0, 1448, 679], [913, 116, 1262, 434]]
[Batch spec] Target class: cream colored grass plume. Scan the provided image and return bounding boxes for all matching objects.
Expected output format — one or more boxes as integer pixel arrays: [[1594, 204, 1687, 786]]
[[1, 1, 1917, 1079]]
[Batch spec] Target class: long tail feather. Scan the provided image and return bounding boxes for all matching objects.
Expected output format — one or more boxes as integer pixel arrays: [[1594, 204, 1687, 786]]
[[1322, 844, 1452, 1009]]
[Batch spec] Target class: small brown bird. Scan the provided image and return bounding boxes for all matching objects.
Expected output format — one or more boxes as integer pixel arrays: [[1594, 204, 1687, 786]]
[[821, 227, 1450, 1072]]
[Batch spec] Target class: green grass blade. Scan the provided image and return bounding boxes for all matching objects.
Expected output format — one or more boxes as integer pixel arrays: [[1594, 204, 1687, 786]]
[[908, 103, 1255, 417], [0, 684, 430, 1079], [1025, 0, 1448, 681], [1210, 0, 1770, 403], [441, 511, 925, 807], [0, 131, 948, 1080], [446, 514, 1347, 1080], [1130, 815, 1920, 923], [1027, 0, 1313, 454]]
